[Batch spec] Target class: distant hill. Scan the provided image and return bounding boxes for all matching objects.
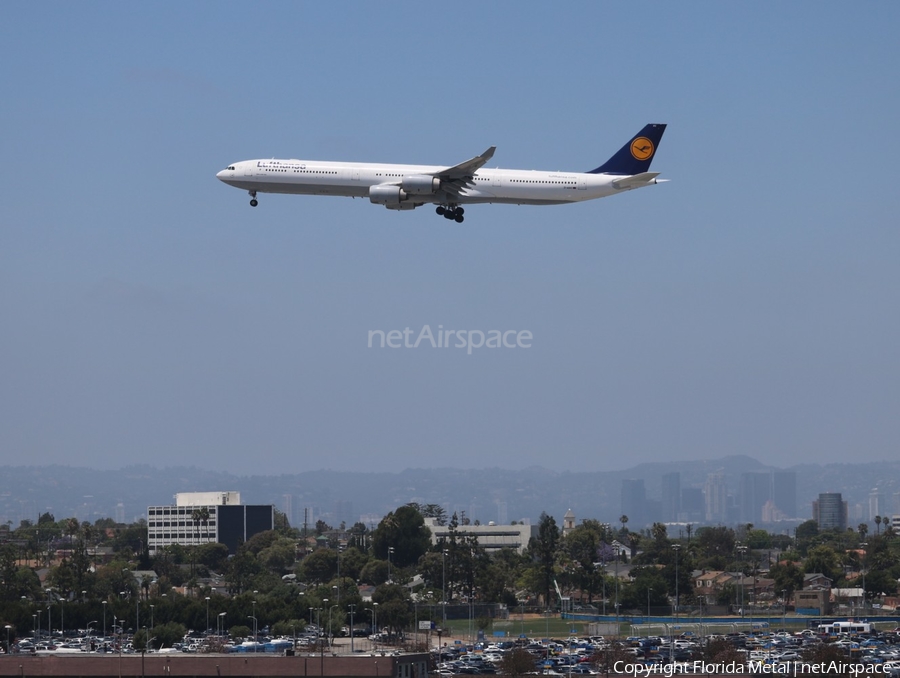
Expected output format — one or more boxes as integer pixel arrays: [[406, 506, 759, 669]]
[[0, 457, 896, 531]]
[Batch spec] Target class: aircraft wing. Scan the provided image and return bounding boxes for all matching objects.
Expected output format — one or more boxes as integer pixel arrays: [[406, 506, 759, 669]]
[[432, 146, 496, 198], [435, 146, 496, 180]]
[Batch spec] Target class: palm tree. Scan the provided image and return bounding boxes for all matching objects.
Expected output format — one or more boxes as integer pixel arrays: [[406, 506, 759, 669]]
[[619, 515, 628, 539], [875, 516, 882, 535]]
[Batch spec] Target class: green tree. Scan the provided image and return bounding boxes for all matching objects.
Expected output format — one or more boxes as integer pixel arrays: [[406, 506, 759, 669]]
[[770, 561, 803, 599], [149, 621, 187, 649], [371, 583, 412, 636], [371, 506, 431, 568], [803, 545, 841, 583], [359, 559, 389, 586], [526, 512, 559, 607], [298, 548, 338, 584]]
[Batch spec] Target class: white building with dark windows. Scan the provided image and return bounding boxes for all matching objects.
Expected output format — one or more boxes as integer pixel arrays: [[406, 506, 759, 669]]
[[423, 518, 538, 554], [147, 491, 274, 555]]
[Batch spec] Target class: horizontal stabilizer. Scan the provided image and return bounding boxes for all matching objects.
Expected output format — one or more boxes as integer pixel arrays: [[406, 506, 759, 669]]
[[612, 172, 661, 190]]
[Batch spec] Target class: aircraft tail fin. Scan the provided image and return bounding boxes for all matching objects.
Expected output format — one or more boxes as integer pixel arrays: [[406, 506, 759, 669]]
[[587, 123, 667, 175]]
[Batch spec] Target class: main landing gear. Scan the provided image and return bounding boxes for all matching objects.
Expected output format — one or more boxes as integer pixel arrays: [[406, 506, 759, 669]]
[[249, 190, 258, 207], [436, 205, 464, 223]]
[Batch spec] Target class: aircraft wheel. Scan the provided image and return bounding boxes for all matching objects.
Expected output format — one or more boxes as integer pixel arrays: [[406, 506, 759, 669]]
[[443, 211, 454, 220], [436, 206, 445, 215], [250, 199, 258, 207], [455, 214, 464, 223], [456, 207, 465, 216]]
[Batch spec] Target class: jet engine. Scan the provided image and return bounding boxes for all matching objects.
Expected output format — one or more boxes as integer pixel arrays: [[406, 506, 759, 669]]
[[369, 184, 408, 206], [401, 175, 441, 195]]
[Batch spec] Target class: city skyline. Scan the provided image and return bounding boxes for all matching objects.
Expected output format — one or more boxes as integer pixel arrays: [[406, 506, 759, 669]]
[[1, 456, 896, 534]]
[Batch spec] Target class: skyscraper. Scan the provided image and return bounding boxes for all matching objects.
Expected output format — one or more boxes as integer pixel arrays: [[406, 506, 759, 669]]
[[739, 472, 771, 524], [661, 472, 681, 522], [621, 479, 647, 527], [705, 472, 727, 523], [772, 471, 797, 519], [813, 493, 847, 531]]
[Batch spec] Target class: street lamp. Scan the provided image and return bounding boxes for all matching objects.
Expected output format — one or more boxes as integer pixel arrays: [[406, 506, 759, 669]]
[[150, 604, 154, 630], [441, 549, 448, 627], [218, 612, 227, 639], [373, 602, 378, 652], [672, 543, 682, 626], [736, 544, 748, 620], [387, 547, 395, 582], [860, 542, 868, 615], [102, 601, 107, 640], [321, 600, 328, 654], [781, 589, 787, 628], [348, 604, 356, 654], [328, 604, 338, 648], [4, 625, 11, 655], [205, 596, 210, 636], [247, 615, 257, 653]]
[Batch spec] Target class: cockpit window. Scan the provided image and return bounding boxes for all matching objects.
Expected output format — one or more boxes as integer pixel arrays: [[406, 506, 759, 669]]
[[227, 165, 236, 170]]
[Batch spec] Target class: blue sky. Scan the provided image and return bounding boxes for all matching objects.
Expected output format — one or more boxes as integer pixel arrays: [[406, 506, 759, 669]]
[[2, 2, 898, 475]]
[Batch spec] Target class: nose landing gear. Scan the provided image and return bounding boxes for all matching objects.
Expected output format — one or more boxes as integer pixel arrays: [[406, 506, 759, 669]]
[[249, 190, 258, 207], [436, 205, 464, 223]]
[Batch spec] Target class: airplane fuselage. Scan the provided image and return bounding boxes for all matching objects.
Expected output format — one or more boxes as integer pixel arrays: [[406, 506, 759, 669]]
[[217, 159, 632, 206]]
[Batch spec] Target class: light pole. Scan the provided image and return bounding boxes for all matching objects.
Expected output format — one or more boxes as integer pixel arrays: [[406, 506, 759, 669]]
[[672, 543, 681, 626], [102, 601, 107, 641], [4, 625, 11, 655], [387, 547, 394, 583], [615, 548, 620, 622], [348, 604, 356, 654], [373, 603, 378, 652], [60, 599, 64, 639], [248, 616, 257, 652], [736, 544, 747, 620], [860, 542, 868, 615], [329, 604, 338, 648], [218, 612, 227, 639], [441, 549, 448, 628], [321, 600, 327, 653], [781, 589, 787, 628], [36, 610, 41, 642], [332, 585, 339, 637], [205, 596, 210, 636], [150, 604, 154, 630]]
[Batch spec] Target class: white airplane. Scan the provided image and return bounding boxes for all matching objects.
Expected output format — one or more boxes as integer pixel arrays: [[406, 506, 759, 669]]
[[216, 123, 666, 222]]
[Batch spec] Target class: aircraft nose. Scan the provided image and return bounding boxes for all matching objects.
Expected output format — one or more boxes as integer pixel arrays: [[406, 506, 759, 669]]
[[216, 169, 228, 181]]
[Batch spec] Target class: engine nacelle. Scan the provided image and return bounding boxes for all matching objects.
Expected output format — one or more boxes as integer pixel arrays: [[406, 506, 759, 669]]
[[369, 184, 408, 205], [401, 174, 440, 195]]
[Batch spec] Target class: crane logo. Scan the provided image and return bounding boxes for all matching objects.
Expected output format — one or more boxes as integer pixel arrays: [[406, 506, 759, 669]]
[[630, 137, 654, 161]]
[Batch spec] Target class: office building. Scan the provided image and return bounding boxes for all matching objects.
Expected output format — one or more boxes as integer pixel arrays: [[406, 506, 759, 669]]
[[621, 479, 647, 527], [147, 491, 274, 555], [813, 493, 848, 531], [661, 472, 681, 523], [705, 472, 728, 523], [423, 518, 537, 554]]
